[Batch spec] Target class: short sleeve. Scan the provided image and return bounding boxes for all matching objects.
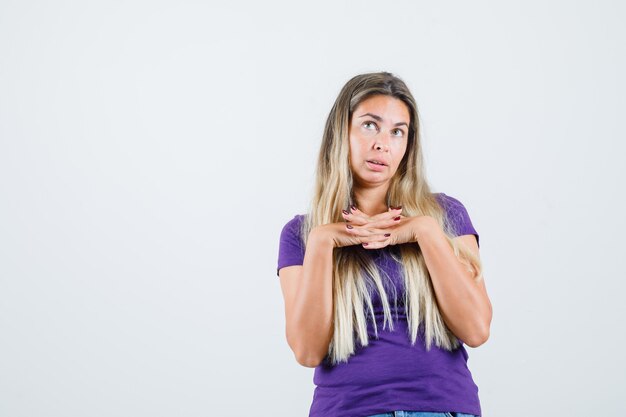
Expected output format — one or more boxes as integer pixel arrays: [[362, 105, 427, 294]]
[[276, 214, 306, 276], [437, 193, 480, 248]]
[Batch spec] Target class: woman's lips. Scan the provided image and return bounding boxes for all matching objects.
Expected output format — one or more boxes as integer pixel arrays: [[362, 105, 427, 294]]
[[366, 161, 386, 171]]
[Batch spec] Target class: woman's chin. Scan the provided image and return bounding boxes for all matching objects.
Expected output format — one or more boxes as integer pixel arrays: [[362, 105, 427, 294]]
[[353, 173, 391, 187]]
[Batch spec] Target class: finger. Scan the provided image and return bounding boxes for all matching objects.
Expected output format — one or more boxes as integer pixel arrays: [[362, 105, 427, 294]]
[[342, 206, 371, 225], [341, 209, 367, 225], [364, 215, 403, 230], [370, 206, 403, 222], [343, 205, 402, 225], [349, 205, 376, 223], [361, 237, 392, 249], [345, 224, 392, 239]]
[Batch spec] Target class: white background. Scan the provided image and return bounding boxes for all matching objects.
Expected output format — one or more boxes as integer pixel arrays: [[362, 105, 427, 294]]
[[1, 1, 624, 416]]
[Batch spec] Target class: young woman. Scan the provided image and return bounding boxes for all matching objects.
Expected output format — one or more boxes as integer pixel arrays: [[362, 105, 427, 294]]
[[276, 72, 492, 417]]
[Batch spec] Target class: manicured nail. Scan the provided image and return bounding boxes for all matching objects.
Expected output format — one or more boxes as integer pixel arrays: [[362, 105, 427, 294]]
[[363, 242, 368, 246], [390, 205, 402, 210], [393, 216, 401, 221], [346, 224, 353, 229], [350, 205, 357, 211], [342, 209, 349, 215], [384, 233, 391, 237]]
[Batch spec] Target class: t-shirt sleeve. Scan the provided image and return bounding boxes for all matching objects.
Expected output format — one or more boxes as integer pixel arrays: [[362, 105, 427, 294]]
[[276, 214, 306, 276], [438, 193, 480, 248]]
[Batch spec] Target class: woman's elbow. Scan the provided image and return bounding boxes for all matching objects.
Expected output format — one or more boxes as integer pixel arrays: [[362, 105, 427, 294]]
[[464, 328, 490, 348], [295, 351, 323, 368], [287, 337, 323, 367], [465, 309, 492, 348]]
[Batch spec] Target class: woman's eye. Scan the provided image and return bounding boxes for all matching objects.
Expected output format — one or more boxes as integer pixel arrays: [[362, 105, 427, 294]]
[[393, 129, 405, 137], [363, 121, 378, 130]]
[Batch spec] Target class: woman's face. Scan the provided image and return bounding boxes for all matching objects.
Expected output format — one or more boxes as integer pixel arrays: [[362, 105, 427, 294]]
[[348, 95, 410, 188]]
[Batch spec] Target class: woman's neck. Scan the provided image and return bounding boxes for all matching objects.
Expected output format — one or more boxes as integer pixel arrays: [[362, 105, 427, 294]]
[[352, 185, 389, 216]]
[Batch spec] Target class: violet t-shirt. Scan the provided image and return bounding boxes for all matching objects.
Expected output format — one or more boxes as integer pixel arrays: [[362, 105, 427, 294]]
[[276, 193, 482, 417]]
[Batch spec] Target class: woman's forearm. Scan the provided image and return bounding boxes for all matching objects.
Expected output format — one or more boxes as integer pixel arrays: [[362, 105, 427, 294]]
[[412, 216, 491, 347]]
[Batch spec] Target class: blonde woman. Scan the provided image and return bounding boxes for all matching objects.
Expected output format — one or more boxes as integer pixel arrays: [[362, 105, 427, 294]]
[[276, 72, 492, 417]]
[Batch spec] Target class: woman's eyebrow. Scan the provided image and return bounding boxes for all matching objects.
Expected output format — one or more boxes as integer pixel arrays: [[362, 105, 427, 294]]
[[358, 113, 408, 127]]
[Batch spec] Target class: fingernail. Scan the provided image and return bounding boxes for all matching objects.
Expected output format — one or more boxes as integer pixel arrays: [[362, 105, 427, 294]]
[[346, 224, 353, 229], [384, 233, 391, 237], [350, 205, 357, 211], [390, 205, 402, 210], [394, 216, 401, 221], [363, 242, 368, 246], [342, 209, 349, 215]]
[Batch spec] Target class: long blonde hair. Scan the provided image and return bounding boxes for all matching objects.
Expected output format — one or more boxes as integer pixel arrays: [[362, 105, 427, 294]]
[[300, 71, 484, 365]]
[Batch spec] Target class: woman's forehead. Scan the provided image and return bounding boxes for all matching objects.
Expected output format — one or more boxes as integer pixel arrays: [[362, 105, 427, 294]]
[[352, 97, 411, 124]]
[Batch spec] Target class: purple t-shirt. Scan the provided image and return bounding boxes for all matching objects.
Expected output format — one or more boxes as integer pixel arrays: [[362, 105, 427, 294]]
[[276, 193, 482, 417]]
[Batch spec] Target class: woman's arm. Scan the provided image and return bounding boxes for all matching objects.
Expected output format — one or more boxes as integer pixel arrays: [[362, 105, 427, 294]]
[[278, 225, 336, 368], [412, 216, 493, 347]]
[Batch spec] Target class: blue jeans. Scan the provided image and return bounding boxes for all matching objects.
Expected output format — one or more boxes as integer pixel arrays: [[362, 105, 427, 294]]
[[366, 412, 478, 417]]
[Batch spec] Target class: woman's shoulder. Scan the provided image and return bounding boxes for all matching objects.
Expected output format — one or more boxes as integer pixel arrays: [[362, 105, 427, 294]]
[[282, 213, 306, 228], [434, 192, 480, 245], [434, 191, 453, 201], [277, 214, 308, 275], [279, 213, 307, 238], [434, 192, 468, 210]]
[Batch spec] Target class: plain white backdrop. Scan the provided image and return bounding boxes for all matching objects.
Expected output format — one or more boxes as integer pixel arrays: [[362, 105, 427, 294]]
[[1, 1, 624, 416]]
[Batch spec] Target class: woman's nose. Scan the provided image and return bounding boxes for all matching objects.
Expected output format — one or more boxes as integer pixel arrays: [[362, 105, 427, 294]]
[[374, 133, 392, 150]]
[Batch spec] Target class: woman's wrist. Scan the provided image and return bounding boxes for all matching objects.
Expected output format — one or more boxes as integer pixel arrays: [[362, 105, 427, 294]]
[[308, 224, 338, 249], [410, 215, 437, 243]]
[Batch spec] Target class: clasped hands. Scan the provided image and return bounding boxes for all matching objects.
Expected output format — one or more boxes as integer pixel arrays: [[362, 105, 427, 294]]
[[338, 205, 422, 249]]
